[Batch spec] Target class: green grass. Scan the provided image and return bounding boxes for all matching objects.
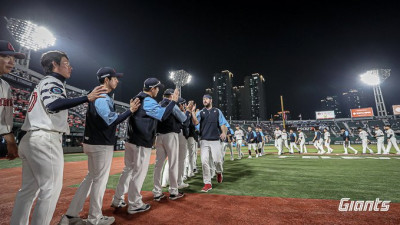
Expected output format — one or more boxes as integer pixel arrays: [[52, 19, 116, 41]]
[[105, 145, 400, 202], [2, 145, 399, 202]]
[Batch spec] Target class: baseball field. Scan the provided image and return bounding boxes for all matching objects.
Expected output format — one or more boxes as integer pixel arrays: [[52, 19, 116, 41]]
[[0, 144, 399, 224]]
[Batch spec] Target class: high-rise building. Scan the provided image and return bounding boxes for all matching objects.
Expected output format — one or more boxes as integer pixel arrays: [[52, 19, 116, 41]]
[[232, 86, 244, 120], [212, 70, 233, 118], [342, 89, 364, 117], [241, 73, 267, 120], [320, 95, 343, 118]]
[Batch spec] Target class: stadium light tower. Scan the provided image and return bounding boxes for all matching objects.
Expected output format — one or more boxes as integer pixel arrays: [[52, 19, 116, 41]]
[[5, 17, 56, 69], [360, 69, 391, 117], [169, 69, 192, 97]]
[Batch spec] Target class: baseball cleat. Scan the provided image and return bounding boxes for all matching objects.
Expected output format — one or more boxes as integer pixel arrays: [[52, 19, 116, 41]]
[[178, 182, 190, 189], [169, 192, 185, 200], [127, 204, 151, 214], [248, 155, 252, 159], [57, 215, 86, 225], [154, 193, 166, 202], [111, 196, 127, 208], [201, 184, 212, 192], [87, 216, 115, 225]]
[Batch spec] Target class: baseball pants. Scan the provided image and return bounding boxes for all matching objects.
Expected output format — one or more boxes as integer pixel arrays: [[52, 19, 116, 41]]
[[289, 142, 300, 153], [324, 140, 333, 153], [361, 139, 374, 154], [236, 139, 243, 158], [385, 138, 400, 154], [153, 133, 179, 197], [282, 139, 290, 151], [177, 132, 188, 186], [376, 138, 385, 154], [222, 142, 234, 160], [66, 144, 113, 225], [113, 142, 151, 210], [200, 140, 223, 184], [187, 137, 197, 175], [343, 141, 357, 154], [11, 130, 63, 225], [276, 138, 283, 155], [248, 143, 257, 156], [299, 140, 307, 153]]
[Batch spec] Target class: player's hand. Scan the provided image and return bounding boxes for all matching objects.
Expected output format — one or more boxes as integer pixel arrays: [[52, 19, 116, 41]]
[[171, 88, 179, 102], [130, 98, 141, 113], [87, 86, 108, 102], [6, 142, 18, 160], [186, 100, 194, 111], [220, 133, 227, 141]]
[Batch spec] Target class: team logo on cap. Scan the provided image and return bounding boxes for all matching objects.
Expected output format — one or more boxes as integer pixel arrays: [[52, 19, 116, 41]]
[[7, 42, 15, 51]]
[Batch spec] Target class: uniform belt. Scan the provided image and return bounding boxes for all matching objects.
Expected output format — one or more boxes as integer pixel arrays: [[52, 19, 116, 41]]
[[29, 129, 64, 135]]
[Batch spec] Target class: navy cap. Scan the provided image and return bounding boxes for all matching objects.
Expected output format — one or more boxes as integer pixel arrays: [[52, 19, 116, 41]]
[[144, 78, 165, 89], [0, 40, 25, 59], [178, 97, 186, 105], [97, 67, 123, 81], [163, 88, 174, 96], [203, 94, 212, 99]]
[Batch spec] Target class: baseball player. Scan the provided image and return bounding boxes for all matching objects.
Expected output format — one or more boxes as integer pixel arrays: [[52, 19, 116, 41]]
[[186, 107, 199, 176], [281, 129, 291, 151], [59, 67, 140, 225], [0, 40, 25, 161], [289, 129, 300, 154], [246, 126, 258, 158], [384, 125, 400, 154], [357, 127, 373, 154], [274, 127, 283, 155], [222, 126, 235, 161], [297, 129, 307, 153], [153, 90, 187, 201], [323, 128, 334, 153], [259, 127, 266, 156], [255, 126, 264, 157], [191, 94, 228, 192], [340, 128, 358, 154], [177, 97, 192, 189], [111, 79, 179, 214], [234, 125, 244, 159], [312, 127, 326, 154], [374, 126, 385, 154], [11, 51, 107, 225]]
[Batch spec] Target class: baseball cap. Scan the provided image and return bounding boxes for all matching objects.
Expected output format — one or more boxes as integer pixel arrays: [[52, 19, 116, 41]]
[[163, 88, 174, 96], [178, 97, 186, 105], [0, 40, 25, 59], [203, 94, 212, 99], [97, 67, 123, 81], [144, 78, 165, 89]]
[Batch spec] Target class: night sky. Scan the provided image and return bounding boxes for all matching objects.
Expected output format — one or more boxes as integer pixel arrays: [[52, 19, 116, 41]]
[[1, 1, 400, 119]]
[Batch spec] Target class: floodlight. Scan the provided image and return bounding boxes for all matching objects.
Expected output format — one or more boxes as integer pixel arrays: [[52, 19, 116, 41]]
[[359, 69, 391, 117], [169, 69, 191, 97], [5, 17, 56, 51]]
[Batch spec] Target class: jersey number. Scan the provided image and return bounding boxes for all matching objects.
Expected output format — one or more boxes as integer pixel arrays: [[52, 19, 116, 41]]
[[28, 92, 38, 112]]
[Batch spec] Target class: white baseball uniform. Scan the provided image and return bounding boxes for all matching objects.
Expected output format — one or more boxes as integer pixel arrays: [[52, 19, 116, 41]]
[[298, 131, 307, 153], [274, 130, 283, 155], [374, 129, 385, 154], [359, 130, 373, 154], [234, 129, 244, 159], [324, 131, 333, 153], [11, 75, 71, 225], [385, 129, 400, 154], [281, 132, 290, 150]]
